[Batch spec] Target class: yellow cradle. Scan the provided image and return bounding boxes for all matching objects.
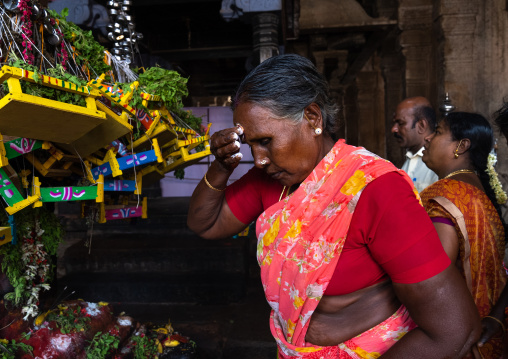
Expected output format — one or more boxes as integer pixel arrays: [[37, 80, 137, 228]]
[[59, 100, 133, 157], [0, 66, 106, 143]]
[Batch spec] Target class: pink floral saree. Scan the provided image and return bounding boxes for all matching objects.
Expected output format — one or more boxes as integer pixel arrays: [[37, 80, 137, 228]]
[[256, 140, 418, 358]]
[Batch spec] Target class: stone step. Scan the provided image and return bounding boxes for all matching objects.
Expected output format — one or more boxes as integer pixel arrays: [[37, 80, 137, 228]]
[[61, 235, 249, 275], [58, 197, 199, 236], [87, 217, 191, 236], [58, 196, 252, 305], [57, 272, 248, 304]]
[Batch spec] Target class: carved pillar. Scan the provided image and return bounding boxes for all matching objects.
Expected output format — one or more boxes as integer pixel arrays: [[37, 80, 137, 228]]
[[252, 12, 280, 65]]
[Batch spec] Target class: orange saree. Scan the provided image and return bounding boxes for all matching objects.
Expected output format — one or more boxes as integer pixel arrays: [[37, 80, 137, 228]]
[[421, 179, 506, 358]]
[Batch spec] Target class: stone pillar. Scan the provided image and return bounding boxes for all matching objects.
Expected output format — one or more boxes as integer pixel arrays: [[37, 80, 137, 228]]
[[435, 0, 481, 113], [379, 29, 407, 166], [313, 50, 348, 141], [355, 55, 386, 157], [252, 12, 280, 66], [381, 31, 406, 166], [343, 83, 359, 147], [398, 0, 437, 104]]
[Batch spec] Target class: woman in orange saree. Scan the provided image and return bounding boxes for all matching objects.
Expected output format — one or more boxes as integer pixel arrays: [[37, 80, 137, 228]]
[[421, 111, 507, 358]]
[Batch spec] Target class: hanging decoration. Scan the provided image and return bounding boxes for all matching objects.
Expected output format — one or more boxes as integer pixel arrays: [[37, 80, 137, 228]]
[[0, 0, 212, 332], [105, 0, 142, 65]]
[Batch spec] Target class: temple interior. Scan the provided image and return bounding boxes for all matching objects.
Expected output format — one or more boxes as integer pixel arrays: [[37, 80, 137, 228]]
[[2, 0, 508, 358]]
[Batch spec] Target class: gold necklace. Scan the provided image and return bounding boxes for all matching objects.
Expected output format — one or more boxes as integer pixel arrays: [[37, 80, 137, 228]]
[[444, 169, 476, 179], [279, 186, 287, 201]]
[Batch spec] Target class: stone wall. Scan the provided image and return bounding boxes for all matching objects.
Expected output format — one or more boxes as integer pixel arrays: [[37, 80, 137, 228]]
[[383, 0, 508, 194], [480, 0, 508, 202], [432, 0, 508, 215], [289, 0, 508, 201]]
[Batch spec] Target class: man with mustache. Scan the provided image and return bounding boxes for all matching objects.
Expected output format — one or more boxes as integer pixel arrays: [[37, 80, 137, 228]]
[[391, 96, 438, 192]]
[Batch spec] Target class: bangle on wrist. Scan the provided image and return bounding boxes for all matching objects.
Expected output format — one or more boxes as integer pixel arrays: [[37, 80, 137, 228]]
[[204, 173, 226, 192], [484, 316, 506, 333]]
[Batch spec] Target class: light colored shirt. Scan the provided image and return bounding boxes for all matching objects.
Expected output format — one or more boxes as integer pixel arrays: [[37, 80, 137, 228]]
[[401, 147, 438, 193]]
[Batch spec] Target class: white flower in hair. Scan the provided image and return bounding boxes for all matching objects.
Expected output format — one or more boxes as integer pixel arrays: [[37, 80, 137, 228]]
[[487, 152, 507, 204]]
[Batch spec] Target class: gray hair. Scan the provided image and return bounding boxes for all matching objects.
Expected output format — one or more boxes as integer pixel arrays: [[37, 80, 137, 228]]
[[231, 54, 340, 139]]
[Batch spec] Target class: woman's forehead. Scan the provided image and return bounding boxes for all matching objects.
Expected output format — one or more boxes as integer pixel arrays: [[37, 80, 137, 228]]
[[234, 104, 276, 125], [437, 120, 449, 129]]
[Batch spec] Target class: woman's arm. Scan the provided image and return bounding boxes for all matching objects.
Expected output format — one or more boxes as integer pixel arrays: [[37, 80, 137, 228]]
[[432, 221, 459, 263], [187, 126, 248, 239], [478, 282, 508, 346], [362, 177, 479, 357], [381, 264, 481, 358], [187, 160, 248, 239]]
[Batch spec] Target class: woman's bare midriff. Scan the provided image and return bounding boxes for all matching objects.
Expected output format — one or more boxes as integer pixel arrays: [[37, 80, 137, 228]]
[[305, 280, 401, 346]]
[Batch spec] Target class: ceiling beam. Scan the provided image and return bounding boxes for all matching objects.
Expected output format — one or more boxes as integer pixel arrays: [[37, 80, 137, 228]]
[[151, 45, 253, 61], [133, 0, 220, 6]]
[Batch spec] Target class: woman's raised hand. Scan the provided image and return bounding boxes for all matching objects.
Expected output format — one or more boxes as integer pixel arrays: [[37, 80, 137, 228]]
[[210, 124, 244, 171]]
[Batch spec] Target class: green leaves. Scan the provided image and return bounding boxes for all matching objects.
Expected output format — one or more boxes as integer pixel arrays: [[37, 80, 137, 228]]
[[86, 331, 120, 359], [48, 9, 111, 76], [171, 108, 205, 134], [138, 67, 189, 111], [131, 333, 158, 359], [45, 305, 92, 334], [0, 338, 33, 359], [5, 58, 88, 107]]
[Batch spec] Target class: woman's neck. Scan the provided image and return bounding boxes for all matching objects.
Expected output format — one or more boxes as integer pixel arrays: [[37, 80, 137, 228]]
[[321, 135, 336, 159], [439, 164, 475, 180]]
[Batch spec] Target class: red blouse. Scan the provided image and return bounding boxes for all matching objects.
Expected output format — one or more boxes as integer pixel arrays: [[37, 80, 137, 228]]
[[226, 167, 450, 295]]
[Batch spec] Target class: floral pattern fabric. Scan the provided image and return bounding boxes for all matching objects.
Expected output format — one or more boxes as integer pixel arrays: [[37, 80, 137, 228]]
[[276, 306, 416, 359], [257, 140, 418, 358], [420, 179, 506, 358]]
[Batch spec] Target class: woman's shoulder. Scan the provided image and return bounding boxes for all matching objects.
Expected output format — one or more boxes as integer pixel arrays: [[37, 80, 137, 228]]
[[357, 171, 416, 211], [363, 171, 414, 198], [421, 179, 492, 213], [421, 179, 482, 202]]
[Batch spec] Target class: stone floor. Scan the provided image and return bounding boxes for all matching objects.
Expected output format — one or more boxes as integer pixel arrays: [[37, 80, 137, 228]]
[[109, 273, 277, 359]]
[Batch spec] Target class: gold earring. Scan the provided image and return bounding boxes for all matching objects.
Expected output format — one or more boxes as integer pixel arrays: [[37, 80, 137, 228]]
[[304, 113, 322, 135], [454, 140, 463, 159]]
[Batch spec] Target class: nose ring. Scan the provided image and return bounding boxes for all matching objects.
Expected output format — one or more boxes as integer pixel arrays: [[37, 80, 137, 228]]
[[260, 159, 267, 165]]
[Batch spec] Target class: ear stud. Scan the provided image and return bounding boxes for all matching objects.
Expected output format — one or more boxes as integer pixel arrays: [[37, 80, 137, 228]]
[[304, 113, 322, 136]]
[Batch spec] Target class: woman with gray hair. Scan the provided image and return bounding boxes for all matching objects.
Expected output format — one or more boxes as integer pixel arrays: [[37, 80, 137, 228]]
[[188, 54, 479, 358]]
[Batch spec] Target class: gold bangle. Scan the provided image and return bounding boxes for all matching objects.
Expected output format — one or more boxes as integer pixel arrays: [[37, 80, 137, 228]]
[[484, 316, 506, 333], [203, 173, 226, 192]]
